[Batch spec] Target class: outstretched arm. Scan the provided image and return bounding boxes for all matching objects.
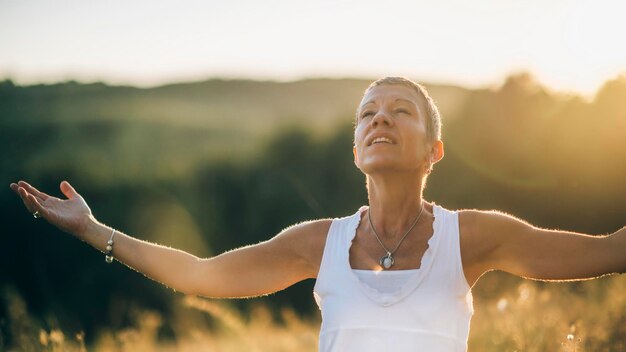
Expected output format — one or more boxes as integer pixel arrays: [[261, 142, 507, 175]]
[[11, 180, 330, 298], [460, 210, 625, 285], [80, 218, 329, 297]]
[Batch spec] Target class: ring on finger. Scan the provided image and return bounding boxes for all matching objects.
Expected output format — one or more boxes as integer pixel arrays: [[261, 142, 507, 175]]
[[33, 211, 41, 219]]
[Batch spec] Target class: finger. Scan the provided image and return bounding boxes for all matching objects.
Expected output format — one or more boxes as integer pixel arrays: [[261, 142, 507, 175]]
[[27, 193, 49, 219], [17, 187, 35, 213], [15, 183, 45, 204], [14, 181, 45, 203], [17, 181, 50, 201], [60, 180, 79, 199]]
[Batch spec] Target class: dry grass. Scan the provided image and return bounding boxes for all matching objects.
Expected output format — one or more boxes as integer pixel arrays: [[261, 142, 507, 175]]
[[3, 274, 625, 351], [470, 273, 626, 351]]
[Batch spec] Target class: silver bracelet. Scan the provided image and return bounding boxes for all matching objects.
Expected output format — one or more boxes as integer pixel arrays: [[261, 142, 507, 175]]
[[105, 229, 116, 263]]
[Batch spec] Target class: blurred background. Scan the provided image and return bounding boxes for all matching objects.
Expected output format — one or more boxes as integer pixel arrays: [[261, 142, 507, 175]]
[[1, 1, 625, 351]]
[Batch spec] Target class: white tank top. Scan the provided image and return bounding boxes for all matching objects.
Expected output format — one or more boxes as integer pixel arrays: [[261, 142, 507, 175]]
[[313, 204, 473, 352]]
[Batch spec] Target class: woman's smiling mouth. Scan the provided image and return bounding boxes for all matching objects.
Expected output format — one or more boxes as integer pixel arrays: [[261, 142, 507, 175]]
[[369, 136, 395, 146]]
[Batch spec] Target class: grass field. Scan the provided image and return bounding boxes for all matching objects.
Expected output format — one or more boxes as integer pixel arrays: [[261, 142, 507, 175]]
[[4, 272, 625, 351]]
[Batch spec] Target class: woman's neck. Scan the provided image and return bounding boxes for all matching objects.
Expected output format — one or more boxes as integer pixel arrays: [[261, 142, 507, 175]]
[[366, 172, 426, 239]]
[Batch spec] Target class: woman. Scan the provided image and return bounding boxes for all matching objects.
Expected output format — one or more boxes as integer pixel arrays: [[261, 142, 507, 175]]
[[10, 77, 626, 351]]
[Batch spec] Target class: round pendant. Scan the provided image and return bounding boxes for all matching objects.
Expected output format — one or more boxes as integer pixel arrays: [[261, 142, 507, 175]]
[[380, 253, 394, 269]]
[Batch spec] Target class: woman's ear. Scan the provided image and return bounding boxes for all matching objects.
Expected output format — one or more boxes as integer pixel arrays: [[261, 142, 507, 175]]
[[353, 145, 359, 167], [431, 140, 444, 164]]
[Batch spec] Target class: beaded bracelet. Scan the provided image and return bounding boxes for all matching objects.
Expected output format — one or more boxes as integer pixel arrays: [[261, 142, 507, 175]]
[[105, 229, 117, 263]]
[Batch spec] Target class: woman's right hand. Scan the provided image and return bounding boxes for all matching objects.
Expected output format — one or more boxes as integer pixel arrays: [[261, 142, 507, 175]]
[[9, 181, 327, 298], [10, 180, 94, 238]]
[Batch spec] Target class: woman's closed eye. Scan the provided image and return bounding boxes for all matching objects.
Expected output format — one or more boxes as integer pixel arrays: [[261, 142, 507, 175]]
[[361, 111, 375, 119], [395, 108, 410, 115]]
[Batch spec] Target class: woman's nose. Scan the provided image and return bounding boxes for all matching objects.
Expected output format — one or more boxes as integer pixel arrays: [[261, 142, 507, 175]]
[[371, 110, 392, 127]]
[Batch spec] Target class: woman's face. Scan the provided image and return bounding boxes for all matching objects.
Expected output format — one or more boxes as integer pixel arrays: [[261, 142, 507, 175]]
[[353, 84, 433, 176]]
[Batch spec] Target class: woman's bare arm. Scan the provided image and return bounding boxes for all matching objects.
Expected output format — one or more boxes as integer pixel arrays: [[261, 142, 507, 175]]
[[10, 180, 331, 298], [80, 218, 330, 297], [460, 210, 626, 285]]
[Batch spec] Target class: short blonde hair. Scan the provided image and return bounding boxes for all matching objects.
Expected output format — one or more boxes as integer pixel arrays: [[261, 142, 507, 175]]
[[357, 76, 442, 141]]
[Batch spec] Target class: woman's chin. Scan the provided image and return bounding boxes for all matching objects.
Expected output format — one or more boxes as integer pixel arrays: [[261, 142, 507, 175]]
[[358, 159, 407, 174]]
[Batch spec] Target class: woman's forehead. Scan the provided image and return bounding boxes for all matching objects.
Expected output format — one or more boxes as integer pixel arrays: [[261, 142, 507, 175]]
[[358, 85, 421, 110]]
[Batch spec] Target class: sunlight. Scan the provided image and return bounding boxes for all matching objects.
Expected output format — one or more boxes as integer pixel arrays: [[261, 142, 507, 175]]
[[1, 1, 624, 95]]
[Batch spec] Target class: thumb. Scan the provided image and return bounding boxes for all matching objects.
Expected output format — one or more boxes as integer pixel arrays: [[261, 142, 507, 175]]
[[60, 180, 79, 199]]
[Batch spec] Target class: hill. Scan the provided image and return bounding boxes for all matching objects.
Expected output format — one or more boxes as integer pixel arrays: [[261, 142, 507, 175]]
[[0, 78, 470, 184]]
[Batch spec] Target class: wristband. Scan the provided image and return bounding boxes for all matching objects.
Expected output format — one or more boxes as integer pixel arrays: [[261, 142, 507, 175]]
[[105, 229, 116, 263]]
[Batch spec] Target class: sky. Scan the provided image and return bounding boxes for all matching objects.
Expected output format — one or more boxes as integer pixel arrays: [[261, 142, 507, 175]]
[[1, 0, 625, 95]]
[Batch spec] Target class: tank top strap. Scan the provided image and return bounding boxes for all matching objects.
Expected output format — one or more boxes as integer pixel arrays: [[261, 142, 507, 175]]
[[314, 208, 365, 305], [430, 205, 473, 297]]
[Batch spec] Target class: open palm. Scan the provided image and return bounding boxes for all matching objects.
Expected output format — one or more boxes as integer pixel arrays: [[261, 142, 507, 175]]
[[10, 180, 93, 237]]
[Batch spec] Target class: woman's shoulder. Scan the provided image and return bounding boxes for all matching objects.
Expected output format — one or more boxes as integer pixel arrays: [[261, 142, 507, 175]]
[[282, 208, 366, 273], [287, 218, 334, 238], [273, 218, 333, 277], [279, 218, 334, 245]]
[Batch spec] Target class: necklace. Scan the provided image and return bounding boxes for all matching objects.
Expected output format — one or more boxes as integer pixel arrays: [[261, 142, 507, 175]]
[[367, 202, 425, 270]]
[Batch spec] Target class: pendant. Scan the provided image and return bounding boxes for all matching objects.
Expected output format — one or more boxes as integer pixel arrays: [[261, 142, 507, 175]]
[[380, 252, 394, 269]]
